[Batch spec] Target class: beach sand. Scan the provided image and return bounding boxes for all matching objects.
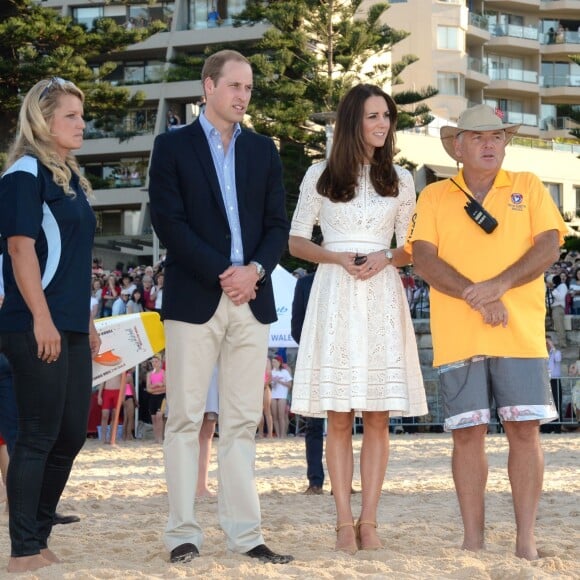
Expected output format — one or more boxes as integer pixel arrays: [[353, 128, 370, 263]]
[[1, 432, 578, 579]]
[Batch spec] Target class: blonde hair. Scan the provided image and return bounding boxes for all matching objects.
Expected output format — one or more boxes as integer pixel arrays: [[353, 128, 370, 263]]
[[4, 78, 92, 196]]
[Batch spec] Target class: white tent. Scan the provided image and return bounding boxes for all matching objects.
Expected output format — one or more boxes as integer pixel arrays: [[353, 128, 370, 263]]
[[269, 265, 298, 348]]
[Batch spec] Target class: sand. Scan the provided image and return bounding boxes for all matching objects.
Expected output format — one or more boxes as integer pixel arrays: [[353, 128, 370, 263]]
[[1, 432, 578, 579]]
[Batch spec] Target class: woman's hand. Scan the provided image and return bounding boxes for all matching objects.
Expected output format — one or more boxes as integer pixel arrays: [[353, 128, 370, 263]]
[[89, 323, 101, 358], [337, 252, 369, 278], [33, 316, 61, 363], [355, 250, 389, 281]]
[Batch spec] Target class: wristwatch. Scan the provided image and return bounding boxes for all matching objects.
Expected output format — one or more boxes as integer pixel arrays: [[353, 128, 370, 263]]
[[250, 260, 266, 281], [384, 249, 394, 264]]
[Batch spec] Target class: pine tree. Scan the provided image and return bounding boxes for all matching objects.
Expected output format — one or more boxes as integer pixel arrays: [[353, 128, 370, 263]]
[[0, 0, 165, 157], [232, 0, 436, 214]]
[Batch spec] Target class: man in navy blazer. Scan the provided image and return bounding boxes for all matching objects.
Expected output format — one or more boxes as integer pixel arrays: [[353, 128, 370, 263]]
[[149, 50, 292, 565], [291, 272, 326, 495]]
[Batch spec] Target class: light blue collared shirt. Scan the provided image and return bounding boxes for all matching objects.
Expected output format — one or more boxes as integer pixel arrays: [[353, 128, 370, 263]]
[[199, 111, 244, 265]]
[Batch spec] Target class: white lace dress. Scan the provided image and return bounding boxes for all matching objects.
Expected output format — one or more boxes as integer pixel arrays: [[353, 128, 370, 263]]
[[290, 162, 427, 417]]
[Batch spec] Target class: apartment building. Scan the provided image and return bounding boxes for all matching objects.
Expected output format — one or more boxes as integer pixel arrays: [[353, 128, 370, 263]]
[[40, 0, 266, 264], [38, 0, 579, 265], [377, 0, 579, 220]]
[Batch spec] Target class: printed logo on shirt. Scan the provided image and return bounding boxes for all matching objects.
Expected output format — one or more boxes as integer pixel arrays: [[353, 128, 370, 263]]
[[509, 192, 526, 212]]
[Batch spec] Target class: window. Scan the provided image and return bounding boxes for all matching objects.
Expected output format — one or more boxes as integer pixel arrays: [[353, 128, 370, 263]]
[[544, 182, 562, 210], [73, 7, 103, 29], [487, 54, 526, 81], [103, 4, 127, 26], [437, 72, 464, 95], [188, 0, 246, 28], [542, 61, 573, 87], [437, 26, 459, 50]]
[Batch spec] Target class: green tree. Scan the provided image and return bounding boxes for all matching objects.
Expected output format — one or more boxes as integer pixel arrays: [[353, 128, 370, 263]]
[[0, 0, 165, 154], [232, 0, 435, 204]]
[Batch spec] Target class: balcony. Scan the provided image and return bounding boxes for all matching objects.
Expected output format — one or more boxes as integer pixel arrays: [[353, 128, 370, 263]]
[[79, 134, 154, 158], [93, 234, 154, 257], [487, 67, 540, 96], [91, 187, 149, 210], [488, 24, 540, 54], [72, 3, 174, 33], [467, 13, 490, 43], [542, 73, 580, 87], [541, 74, 580, 103], [466, 57, 490, 87], [84, 112, 157, 142], [180, 0, 250, 31], [542, 30, 580, 58], [540, 115, 580, 138], [503, 110, 539, 127], [170, 22, 269, 50], [485, 0, 540, 10], [540, 0, 580, 18]]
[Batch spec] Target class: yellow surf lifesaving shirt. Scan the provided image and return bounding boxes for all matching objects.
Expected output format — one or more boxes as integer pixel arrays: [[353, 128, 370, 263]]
[[405, 169, 568, 367]]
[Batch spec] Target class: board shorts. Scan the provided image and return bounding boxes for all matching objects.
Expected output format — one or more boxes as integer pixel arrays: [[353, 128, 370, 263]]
[[438, 356, 558, 431]]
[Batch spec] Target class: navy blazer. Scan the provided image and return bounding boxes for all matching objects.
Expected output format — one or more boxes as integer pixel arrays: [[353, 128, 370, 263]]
[[148, 120, 290, 325], [291, 273, 314, 345]]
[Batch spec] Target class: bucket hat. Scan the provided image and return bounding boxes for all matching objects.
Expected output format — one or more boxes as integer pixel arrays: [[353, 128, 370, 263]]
[[440, 104, 520, 162]]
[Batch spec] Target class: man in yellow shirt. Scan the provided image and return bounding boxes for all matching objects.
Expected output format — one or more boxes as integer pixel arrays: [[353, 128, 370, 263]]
[[406, 104, 567, 560]]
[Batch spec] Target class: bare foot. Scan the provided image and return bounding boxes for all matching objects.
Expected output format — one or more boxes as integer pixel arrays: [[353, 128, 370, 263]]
[[461, 541, 485, 552], [40, 548, 61, 563], [515, 539, 539, 560], [196, 488, 216, 499], [7, 554, 52, 573]]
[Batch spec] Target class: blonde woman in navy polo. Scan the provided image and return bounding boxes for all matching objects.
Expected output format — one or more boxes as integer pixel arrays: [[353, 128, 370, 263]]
[[0, 78, 99, 574]]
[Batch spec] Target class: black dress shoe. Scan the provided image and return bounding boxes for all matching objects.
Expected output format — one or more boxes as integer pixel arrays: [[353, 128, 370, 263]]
[[53, 512, 81, 525], [170, 543, 199, 563], [244, 544, 294, 564]]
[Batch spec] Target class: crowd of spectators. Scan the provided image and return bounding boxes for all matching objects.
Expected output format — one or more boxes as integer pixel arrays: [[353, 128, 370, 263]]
[[88, 254, 578, 432], [545, 249, 580, 318], [90, 257, 165, 319]]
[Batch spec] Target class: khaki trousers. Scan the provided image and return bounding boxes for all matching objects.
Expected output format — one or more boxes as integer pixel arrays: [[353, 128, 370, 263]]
[[163, 294, 270, 552]]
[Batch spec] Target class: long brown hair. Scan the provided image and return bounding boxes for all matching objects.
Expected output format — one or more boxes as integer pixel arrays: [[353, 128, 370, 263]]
[[317, 84, 399, 203]]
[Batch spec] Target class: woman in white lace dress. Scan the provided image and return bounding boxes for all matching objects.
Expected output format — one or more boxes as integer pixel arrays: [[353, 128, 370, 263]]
[[289, 84, 427, 554]]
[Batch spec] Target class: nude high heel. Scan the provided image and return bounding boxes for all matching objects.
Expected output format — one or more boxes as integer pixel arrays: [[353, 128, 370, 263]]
[[356, 520, 382, 550], [335, 521, 358, 555]]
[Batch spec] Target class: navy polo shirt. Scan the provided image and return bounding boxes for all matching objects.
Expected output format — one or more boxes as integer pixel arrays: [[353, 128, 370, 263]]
[[0, 155, 96, 334]]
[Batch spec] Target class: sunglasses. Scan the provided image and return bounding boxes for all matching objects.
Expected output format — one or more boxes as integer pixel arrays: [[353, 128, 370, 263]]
[[39, 76, 74, 100]]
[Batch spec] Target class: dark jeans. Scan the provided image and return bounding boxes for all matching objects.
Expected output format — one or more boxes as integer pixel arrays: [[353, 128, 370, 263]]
[[305, 417, 325, 487], [0, 353, 18, 454], [1, 331, 92, 557]]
